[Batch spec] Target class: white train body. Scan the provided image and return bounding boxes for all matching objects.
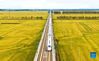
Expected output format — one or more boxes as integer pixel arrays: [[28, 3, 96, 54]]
[[47, 26, 52, 51], [47, 35, 52, 51]]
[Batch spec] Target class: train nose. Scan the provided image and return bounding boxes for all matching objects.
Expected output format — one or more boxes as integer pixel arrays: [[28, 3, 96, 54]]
[[47, 45, 52, 51]]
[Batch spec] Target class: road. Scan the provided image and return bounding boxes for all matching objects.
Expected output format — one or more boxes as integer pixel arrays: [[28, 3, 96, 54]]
[[37, 12, 53, 61]]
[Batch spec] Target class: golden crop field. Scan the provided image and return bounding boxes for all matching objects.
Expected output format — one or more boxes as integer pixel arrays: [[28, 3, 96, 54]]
[[0, 11, 47, 61], [53, 20, 99, 61], [53, 13, 99, 20], [0, 11, 48, 20]]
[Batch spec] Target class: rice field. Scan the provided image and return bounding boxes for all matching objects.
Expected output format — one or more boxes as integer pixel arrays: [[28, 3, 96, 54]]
[[53, 20, 99, 61], [0, 11, 48, 20], [53, 14, 99, 20], [0, 11, 47, 61]]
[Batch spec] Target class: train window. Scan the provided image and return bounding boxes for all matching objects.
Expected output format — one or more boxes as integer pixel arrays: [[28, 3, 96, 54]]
[[48, 45, 51, 47]]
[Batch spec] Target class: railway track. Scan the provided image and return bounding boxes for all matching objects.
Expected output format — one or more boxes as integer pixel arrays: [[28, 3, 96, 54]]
[[37, 18, 52, 61], [34, 11, 55, 61]]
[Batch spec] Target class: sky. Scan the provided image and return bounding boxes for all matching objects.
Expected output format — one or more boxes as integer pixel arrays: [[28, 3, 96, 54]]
[[0, 0, 99, 9]]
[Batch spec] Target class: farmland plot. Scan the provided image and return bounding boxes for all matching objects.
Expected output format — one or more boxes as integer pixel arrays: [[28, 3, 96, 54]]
[[53, 20, 99, 61], [0, 11, 48, 61], [0, 20, 46, 61], [0, 11, 48, 20]]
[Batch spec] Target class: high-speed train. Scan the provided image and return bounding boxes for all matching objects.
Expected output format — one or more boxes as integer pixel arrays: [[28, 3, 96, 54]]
[[47, 26, 52, 51], [47, 34, 52, 51]]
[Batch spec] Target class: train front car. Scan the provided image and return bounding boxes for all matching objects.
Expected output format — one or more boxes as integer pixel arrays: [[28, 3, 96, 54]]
[[47, 35, 52, 51]]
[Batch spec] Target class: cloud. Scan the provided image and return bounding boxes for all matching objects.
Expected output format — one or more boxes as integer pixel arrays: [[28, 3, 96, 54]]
[[0, 0, 99, 9]]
